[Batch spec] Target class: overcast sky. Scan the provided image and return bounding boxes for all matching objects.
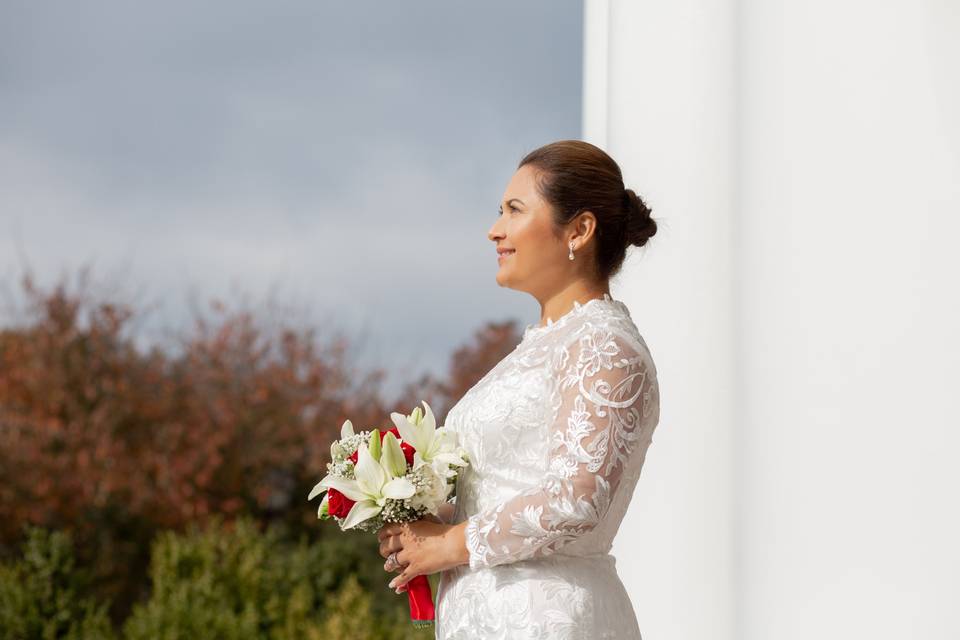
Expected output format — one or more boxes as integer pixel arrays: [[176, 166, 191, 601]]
[[0, 1, 583, 396]]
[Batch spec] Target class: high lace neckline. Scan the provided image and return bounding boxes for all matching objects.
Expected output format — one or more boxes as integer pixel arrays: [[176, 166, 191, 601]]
[[522, 292, 627, 341]]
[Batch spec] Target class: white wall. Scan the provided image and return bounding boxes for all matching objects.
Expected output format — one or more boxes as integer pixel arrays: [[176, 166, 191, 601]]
[[587, 0, 960, 638]]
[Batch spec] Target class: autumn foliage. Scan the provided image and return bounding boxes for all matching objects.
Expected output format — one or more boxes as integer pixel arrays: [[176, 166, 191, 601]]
[[0, 270, 383, 539], [0, 267, 521, 619]]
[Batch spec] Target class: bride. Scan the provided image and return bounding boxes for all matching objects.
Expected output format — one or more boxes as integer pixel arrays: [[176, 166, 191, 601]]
[[377, 140, 661, 639]]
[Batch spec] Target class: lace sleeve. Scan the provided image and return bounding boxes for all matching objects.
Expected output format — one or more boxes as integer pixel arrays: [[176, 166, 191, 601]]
[[464, 326, 657, 570]]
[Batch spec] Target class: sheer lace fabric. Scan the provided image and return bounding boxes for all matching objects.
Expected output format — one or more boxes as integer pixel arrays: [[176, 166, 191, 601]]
[[434, 294, 660, 639]]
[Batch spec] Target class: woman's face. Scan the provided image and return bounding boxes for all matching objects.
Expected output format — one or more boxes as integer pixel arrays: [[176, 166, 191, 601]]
[[488, 164, 570, 295]]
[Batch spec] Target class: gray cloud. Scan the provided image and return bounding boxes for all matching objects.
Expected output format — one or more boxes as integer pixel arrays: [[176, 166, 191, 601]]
[[0, 0, 582, 397]]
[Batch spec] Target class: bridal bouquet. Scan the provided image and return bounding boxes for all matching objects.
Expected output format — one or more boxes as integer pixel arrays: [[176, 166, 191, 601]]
[[308, 401, 469, 627]]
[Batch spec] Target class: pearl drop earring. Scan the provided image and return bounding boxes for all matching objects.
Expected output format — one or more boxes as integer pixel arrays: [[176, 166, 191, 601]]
[[568, 241, 575, 261]]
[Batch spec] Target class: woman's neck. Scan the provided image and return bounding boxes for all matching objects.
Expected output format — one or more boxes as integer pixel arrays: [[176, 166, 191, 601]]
[[535, 282, 610, 328]]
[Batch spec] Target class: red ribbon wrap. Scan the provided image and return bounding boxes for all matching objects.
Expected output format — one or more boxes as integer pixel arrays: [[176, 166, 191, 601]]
[[405, 574, 435, 626]]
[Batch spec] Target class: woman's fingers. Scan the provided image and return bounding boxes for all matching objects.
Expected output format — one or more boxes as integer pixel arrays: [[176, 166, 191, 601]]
[[379, 523, 418, 590], [382, 543, 406, 572], [378, 523, 402, 542], [378, 535, 403, 559], [387, 570, 410, 593], [388, 566, 416, 590], [381, 538, 407, 573], [388, 550, 415, 589], [388, 569, 406, 590], [383, 556, 404, 573]]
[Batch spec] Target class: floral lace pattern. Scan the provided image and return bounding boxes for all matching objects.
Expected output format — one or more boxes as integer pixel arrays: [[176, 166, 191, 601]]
[[434, 294, 660, 639]]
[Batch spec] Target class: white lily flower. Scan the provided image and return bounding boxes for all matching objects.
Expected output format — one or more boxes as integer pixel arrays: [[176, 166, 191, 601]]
[[391, 401, 468, 474], [329, 419, 356, 461], [340, 419, 355, 440], [409, 462, 452, 513], [307, 440, 415, 529]]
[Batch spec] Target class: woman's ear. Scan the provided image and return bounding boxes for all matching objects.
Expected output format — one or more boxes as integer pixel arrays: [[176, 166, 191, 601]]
[[570, 210, 598, 246]]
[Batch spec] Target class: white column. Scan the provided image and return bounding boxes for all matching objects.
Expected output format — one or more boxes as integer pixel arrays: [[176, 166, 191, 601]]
[[586, 0, 960, 638], [584, 1, 738, 639]]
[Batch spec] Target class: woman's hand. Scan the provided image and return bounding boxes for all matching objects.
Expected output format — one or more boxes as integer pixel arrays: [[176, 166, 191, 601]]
[[377, 519, 469, 592], [377, 513, 443, 593]]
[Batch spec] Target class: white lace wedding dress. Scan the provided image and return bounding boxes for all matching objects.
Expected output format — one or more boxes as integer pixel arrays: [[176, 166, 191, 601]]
[[434, 293, 661, 639]]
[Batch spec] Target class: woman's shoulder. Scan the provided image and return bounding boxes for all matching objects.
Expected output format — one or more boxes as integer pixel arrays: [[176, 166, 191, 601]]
[[553, 297, 654, 367], [511, 295, 657, 386], [542, 301, 659, 418]]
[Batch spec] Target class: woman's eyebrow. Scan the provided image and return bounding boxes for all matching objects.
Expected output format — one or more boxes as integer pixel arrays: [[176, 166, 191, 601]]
[[505, 198, 525, 207]]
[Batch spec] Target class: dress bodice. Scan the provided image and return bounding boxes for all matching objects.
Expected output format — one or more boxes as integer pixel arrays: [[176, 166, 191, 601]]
[[434, 293, 661, 639]]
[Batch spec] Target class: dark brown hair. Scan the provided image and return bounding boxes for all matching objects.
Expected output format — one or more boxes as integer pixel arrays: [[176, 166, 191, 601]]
[[518, 139, 656, 281]]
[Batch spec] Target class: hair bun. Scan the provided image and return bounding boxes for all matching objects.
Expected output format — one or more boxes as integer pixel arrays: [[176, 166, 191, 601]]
[[623, 187, 656, 247]]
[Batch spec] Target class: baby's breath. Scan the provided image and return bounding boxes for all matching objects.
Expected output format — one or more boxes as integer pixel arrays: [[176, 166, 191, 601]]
[[334, 431, 369, 461], [381, 498, 424, 524]]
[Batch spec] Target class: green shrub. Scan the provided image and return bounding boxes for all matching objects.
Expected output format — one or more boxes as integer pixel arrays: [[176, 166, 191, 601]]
[[123, 518, 431, 640], [0, 527, 114, 640]]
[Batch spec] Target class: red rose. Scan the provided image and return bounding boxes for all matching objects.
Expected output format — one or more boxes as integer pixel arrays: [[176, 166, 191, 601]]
[[348, 427, 416, 468], [327, 487, 356, 519]]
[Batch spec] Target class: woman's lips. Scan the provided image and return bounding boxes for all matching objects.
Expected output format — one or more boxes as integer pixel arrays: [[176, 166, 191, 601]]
[[497, 249, 515, 263]]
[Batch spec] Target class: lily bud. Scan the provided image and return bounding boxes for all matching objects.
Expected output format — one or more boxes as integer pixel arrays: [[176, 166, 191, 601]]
[[380, 431, 408, 478], [409, 406, 424, 425]]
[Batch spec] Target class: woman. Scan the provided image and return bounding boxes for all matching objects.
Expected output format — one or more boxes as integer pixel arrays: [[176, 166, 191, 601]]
[[377, 140, 661, 639]]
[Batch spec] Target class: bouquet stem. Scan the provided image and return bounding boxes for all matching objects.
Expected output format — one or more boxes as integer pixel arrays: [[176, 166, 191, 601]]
[[406, 574, 435, 627]]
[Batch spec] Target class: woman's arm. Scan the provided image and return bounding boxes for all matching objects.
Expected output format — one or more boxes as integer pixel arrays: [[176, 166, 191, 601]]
[[442, 520, 469, 566], [462, 328, 657, 570], [383, 327, 658, 589]]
